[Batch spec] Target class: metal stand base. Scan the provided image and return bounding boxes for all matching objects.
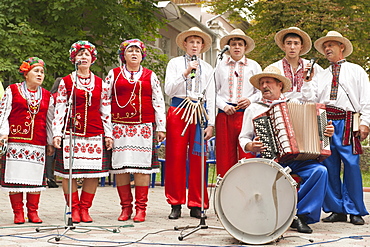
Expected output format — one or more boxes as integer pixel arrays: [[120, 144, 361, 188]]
[[35, 217, 119, 241], [175, 217, 224, 241]]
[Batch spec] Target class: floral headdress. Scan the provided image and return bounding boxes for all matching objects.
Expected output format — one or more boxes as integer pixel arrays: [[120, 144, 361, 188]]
[[69, 40, 98, 64], [118, 39, 147, 63], [19, 57, 46, 75]]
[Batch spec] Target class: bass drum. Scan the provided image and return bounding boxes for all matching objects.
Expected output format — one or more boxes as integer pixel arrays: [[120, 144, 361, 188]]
[[214, 158, 297, 245]]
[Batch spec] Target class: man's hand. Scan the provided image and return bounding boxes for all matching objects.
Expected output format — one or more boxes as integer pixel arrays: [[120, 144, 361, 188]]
[[324, 120, 334, 137], [303, 62, 315, 82], [357, 125, 370, 142], [245, 136, 266, 153], [223, 105, 236, 115], [236, 98, 251, 110], [204, 126, 214, 140]]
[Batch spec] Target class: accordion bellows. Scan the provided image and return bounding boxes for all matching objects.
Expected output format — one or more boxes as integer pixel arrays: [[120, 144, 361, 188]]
[[253, 101, 331, 163]]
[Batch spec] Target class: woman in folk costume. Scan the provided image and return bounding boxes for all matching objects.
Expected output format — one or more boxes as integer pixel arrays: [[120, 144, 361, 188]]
[[0, 57, 54, 224], [105, 39, 166, 222], [52, 41, 113, 223]]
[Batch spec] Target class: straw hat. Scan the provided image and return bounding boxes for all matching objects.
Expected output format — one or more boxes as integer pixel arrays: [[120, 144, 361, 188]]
[[219, 29, 255, 55], [274, 27, 312, 55], [314, 31, 353, 57], [249, 66, 292, 93], [176, 27, 212, 54]]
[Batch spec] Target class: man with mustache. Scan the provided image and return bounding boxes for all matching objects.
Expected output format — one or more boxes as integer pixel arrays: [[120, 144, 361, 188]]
[[239, 66, 334, 233], [302, 31, 370, 225]]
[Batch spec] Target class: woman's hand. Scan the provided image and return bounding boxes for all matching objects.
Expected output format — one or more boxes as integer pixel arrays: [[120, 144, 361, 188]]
[[157, 131, 166, 143], [53, 136, 62, 149], [105, 137, 113, 150], [47, 145, 55, 156], [0, 135, 8, 147]]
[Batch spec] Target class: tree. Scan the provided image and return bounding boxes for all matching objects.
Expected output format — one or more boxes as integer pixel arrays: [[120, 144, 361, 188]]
[[206, 0, 370, 70], [0, 0, 167, 89]]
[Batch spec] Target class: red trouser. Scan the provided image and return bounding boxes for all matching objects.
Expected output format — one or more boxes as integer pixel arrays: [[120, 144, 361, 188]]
[[165, 106, 209, 209], [215, 111, 255, 178]]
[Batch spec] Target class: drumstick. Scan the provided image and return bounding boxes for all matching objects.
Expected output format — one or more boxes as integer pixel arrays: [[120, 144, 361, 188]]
[[180, 100, 191, 120], [174, 97, 189, 114]]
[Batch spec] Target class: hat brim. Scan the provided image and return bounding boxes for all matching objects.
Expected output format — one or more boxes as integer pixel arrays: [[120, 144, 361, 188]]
[[219, 34, 255, 55], [250, 73, 292, 93], [274, 28, 312, 56], [176, 29, 212, 54], [314, 36, 353, 57]]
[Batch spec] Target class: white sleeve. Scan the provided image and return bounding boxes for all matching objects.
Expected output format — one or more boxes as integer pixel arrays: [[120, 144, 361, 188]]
[[100, 74, 113, 138], [52, 78, 68, 137], [239, 105, 258, 153], [0, 87, 12, 136], [164, 58, 186, 98], [151, 72, 166, 132], [46, 95, 55, 145]]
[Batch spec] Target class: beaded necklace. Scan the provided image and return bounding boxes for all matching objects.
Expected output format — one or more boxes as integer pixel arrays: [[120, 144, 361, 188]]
[[113, 65, 141, 109], [20, 81, 42, 115], [72, 71, 95, 106]]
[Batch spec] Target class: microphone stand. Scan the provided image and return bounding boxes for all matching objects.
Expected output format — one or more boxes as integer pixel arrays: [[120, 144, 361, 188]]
[[174, 52, 227, 240], [35, 62, 119, 241]]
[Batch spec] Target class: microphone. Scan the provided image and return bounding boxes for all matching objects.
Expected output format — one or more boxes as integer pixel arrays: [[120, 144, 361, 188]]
[[305, 58, 317, 80], [219, 45, 230, 57], [190, 55, 197, 79], [75, 60, 82, 65]]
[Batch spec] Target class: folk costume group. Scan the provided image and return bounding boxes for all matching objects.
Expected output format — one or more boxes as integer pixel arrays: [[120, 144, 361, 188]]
[[0, 26, 368, 236]]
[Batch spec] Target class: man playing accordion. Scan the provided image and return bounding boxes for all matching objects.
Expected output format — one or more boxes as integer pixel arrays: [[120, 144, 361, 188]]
[[239, 66, 334, 234]]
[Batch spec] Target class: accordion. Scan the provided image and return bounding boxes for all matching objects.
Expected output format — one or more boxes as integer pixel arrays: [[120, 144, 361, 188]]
[[253, 101, 331, 163]]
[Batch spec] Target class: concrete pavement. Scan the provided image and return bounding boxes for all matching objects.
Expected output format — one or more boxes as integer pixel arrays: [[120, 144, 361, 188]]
[[0, 185, 369, 247]]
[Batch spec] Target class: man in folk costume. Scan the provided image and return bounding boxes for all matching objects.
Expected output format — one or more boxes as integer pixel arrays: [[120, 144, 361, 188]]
[[270, 27, 323, 101], [239, 66, 333, 233], [302, 31, 370, 225], [165, 27, 215, 219], [215, 29, 261, 178], [0, 57, 54, 224]]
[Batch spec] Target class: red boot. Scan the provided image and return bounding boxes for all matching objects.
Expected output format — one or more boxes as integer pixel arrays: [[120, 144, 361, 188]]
[[117, 184, 133, 221], [26, 193, 43, 223], [64, 191, 81, 223], [133, 186, 148, 222], [9, 193, 25, 224], [80, 191, 95, 223]]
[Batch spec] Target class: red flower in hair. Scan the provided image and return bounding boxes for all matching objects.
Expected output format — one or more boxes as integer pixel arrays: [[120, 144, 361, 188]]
[[19, 61, 31, 73]]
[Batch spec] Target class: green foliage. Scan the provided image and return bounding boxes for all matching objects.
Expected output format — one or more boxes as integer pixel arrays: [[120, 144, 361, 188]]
[[0, 0, 166, 89], [206, 0, 370, 70]]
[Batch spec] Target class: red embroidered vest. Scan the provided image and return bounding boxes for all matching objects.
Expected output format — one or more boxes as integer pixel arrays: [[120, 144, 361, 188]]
[[111, 67, 155, 124], [8, 83, 50, 145], [63, 74, 104, 137]]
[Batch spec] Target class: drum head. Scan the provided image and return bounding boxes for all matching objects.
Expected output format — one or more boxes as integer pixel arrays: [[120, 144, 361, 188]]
[[214, 158, 297, 245]]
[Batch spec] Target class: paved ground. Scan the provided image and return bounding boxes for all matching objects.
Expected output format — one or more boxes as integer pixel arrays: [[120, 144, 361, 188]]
[[0, 184, 369, 247]]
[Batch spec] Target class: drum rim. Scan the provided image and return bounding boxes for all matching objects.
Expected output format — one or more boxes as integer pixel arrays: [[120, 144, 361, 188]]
[[214, 157, 298, 245]]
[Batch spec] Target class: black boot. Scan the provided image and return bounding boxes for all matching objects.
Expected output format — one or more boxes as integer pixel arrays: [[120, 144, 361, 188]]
[[322, 213, 347, 222], [296, 215, 313, 234], [190, 207, 207, 219], [168, 205, 181, 219]]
